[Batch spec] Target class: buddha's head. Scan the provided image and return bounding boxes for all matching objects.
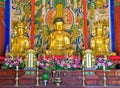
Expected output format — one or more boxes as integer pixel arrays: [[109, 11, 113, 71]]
[[96, 28, 104, 36], [16, 23, 26, 36], [53, 18, 64, 31], [94, 21, 104, 36]]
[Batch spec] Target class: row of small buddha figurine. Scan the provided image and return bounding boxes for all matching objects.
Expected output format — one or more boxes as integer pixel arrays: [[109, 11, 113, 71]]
[[6, 18, 116, 58]]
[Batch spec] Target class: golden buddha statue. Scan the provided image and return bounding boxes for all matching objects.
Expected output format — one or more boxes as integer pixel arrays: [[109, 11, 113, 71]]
[[45, 18, 75, 56], [90, 21, 116, 56], [7, 23, 30, 57]]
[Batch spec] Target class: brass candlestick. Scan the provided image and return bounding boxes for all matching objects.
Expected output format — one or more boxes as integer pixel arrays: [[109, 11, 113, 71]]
[[53, 77, 63, 87], [15, 66, 19, 86], [103, 66, 107, 87], [52, 70, 56, 77], [36, 61, 40, 86], [82, 61, 85, 86]]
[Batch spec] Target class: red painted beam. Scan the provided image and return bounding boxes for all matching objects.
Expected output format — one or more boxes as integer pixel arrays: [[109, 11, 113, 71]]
[[31, 0, 35, 49], [83, 0, 88, 49]]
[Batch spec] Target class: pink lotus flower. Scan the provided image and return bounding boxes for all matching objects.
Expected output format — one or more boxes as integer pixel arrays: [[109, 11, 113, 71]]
[[104, 64, 108, 67], [75, 60, 79, 65], [61, 61, 65, 64], [3, 57, 25, 69], [44, 59, 49, 62], [38, 55, 82, 70], [77, 65, 80, 68], [18, 58, 23, 63], [40, 63, 44, 66], [5, 62, 9, 66], [97, 63, 102, 66], [41, 65, 45, 69], [73, 64, 77, 68], [14, 61, 19, 66], [9, 65, 12, 67], [67, 64, 71, 68], [57, 60, 60, 65], [95, 65, 98, 69], [95, 57, 114, 70], [5, 58, 9, 62], [107, 62, 112, 66], [60, 64, 64, 67], [46, 63, 50, 66], [101, 63, 105, 66], [8, 60, 12, 65]]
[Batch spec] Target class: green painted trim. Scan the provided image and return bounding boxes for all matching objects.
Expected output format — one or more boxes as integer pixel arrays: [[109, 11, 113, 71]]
[[115, 2, 120, 6], [85, 71, 94, 75], [26, 71, 30, 75], [26, 71, 35, 75], [0, 4, 4, 8], [0, 0, 5, 2], [0, 1, 5, 6]]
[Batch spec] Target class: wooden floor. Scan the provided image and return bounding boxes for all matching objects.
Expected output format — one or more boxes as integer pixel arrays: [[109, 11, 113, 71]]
[[0, 85, 120, 88]]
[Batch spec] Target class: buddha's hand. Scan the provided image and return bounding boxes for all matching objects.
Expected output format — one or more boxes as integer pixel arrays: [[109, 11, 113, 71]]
[[64, 44, 73, 49]]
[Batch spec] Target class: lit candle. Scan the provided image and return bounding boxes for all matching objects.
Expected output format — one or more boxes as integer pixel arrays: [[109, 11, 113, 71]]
[[31, 53, 33, 68], [103, 65, 106, 71], [86, 53, 91, 68], [82, 61, 84, 66], [88, 53, 91, 68], [28, 53, 31, 68], [37, 61, 39, 67], [16, 66, 19, 70], [28, 53, 33, 68], [86, 53, 88, 68]]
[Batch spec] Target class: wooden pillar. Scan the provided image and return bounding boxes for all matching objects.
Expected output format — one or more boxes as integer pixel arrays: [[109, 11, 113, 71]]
[[31, 0, 35, 49], [114, 6, 120, 55], [83, 0, 88, 49], [0, 1, 5, 56]]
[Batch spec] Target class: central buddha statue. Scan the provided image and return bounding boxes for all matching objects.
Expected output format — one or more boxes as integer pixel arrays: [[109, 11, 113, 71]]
[[45, 18, 75, 56]]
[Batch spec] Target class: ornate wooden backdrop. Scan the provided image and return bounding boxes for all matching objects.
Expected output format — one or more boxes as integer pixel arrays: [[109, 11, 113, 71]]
[[0, 0, 120, 56]]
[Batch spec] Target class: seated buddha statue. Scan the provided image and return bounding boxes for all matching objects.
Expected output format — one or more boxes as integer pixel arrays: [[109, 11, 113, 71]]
[[7, 23, 30, 57], [45, 18, 75, 56], [90, 21, 116, 56]]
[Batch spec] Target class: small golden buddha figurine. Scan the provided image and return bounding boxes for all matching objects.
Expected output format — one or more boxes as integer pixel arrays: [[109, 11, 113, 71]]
[[45, 18, 75, 56], [90, 21, 116, 56], [7, 23, 30, 57]]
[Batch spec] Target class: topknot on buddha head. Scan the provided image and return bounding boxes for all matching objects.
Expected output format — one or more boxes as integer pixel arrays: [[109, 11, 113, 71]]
[[53, 17, 64, 24], [15, 22, 27, 36]]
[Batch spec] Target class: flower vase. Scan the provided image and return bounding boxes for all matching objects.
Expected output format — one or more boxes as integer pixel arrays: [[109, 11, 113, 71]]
[[43, 80, 48, 86]]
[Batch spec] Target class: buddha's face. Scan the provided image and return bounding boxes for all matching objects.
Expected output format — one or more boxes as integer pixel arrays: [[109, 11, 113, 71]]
[[96, 28, 103, 36], [17, 28, 25, 36], [55, 22, 63, 31]]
